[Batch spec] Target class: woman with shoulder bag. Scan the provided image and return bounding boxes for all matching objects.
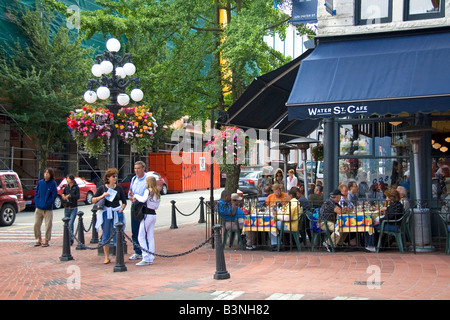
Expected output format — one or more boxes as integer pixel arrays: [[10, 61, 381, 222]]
[[61, 174, 80, 245], [92, 168, 127, 264], [133, 175, 160, 266]]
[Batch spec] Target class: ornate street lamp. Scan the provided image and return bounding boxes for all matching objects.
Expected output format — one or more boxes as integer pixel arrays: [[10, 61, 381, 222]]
[[287, 137, 319, 199], [83, 38, 144, 168]]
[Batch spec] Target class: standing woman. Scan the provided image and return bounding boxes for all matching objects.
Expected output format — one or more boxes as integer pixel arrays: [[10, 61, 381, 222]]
[[92, 168, 127, 264], [61, 174, 80, 245], [133, 175, 160, 266]]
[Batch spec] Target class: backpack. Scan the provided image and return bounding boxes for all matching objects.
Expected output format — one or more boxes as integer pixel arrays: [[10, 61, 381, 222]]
[[311, 208, 322, 233]]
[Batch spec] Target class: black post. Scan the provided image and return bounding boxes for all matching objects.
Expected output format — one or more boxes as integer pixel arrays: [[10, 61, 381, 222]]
[[113, 222, 127, 272], [170, 200, 178, 229], [213, 224, 230, 280], [198, 196, 205, 223], [60, 217, 73, 261], [90, 207, 99, 244], [76, 211, 86, 250]]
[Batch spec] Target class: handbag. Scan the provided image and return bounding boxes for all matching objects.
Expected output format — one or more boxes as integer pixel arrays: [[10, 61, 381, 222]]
[[93, 186, 106, 211], [132, 201, 146, 222]]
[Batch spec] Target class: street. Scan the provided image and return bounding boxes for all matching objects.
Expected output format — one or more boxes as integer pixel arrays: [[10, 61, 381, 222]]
[[0, 188, 224, 243]]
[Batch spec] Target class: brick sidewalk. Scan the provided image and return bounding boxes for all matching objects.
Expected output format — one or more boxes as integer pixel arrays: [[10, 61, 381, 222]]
[[0, 222, 449, 300]]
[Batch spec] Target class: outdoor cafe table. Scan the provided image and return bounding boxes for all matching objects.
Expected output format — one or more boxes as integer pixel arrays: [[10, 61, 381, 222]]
[[336, 211, 375, 234], [242, 210, 277, 233]]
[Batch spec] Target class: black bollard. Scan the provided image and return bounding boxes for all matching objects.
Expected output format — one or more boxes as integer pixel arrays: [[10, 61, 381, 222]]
[[60, 217, 73, 261], [198, 196, 205, 223], [90, 207, 99, 244], [113, 222, 127, 272], [170, 200, 178, 229], [213, 224, 230, 280], [76, 211, 86, 250]]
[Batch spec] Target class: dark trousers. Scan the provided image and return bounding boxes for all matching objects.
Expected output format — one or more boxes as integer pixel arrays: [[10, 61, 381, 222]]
[[130, 202, 142, 255]]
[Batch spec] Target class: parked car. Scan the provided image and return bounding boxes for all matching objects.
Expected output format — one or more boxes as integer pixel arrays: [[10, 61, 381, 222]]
[[0, 171, 26, 226], [24, 177, 97, 210], [238, 169, 263, 195], [119, 171, 169, 195]]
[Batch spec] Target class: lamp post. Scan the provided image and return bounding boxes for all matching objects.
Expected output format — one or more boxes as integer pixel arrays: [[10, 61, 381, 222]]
[[287, 137, 319, 199], [83, 38, 144, 169], [395, 125, 435, 252], [271, 143, 297, 191]]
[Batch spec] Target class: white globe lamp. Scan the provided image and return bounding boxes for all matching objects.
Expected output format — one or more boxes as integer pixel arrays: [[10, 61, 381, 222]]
[[96, 86, 110, 100], [100, 60, 113, 74], [123, 62, 136, 76], [106, 38, 121, 53], [117, 93, 130, 106], [130, 88, 144, 102], [115, 67, 126, 79], [91, 64, 103, 77], [83, 90, 97, 104]]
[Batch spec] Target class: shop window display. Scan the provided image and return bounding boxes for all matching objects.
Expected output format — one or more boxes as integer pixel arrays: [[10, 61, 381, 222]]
[[339, 122, 411, 198]]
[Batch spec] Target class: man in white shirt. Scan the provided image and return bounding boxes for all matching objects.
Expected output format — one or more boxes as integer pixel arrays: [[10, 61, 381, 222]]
[[128, 161, 150, 260]]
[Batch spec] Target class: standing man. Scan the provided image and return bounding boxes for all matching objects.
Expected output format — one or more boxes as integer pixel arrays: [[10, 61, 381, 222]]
[[33, 168, 58, 247], [127, 161, 149, 260]]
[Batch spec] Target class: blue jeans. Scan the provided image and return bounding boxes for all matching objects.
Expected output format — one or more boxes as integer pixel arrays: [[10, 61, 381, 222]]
[[101, 211, 124, 245], [130, 202, 142, 255], [64, 208, 78, 241]]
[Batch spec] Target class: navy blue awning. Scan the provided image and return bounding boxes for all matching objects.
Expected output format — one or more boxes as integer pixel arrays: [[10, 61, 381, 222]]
[[287, 29, 450, 120], [224, 50, 320, 142]]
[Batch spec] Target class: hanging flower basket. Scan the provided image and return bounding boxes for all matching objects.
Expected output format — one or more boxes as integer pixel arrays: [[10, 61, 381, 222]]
[[67, 106, 113, 157], [115, 105, 158, 154], [205, 126, 249, 170]]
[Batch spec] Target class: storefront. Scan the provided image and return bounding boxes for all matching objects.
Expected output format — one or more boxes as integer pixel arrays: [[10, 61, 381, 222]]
[[286, 27, 450, 205]]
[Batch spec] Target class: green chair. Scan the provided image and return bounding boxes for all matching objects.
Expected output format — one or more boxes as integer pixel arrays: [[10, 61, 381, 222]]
[[306, 213, 335, 252], [277, 218, 301, 252], [376, 210, 411, 253], [223, 219, 245, 250], [438, 213, 450, 255]]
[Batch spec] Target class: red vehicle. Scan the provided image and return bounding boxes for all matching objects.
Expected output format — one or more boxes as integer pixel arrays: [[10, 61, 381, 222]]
[[24, 177, 97, 209], [0, 171, 26, 226], [119, 171, 169, 195]]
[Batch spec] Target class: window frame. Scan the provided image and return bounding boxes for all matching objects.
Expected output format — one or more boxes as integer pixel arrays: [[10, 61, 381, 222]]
[[355, 0, 393, 26], [404, 0, 445, 21]]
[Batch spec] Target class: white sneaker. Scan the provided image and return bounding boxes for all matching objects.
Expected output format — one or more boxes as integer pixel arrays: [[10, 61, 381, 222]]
[[136, 260, 152, 266], [365, 246, 376, 252], [129, 253, 142, 260], [322, 241, 331, 252]]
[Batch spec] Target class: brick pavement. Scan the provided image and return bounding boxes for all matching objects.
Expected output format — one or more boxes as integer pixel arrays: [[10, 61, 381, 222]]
[[0, 222, 449, 301]]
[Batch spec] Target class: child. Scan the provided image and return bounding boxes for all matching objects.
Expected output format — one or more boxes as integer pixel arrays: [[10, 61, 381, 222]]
[[134, 175, 160, 266]]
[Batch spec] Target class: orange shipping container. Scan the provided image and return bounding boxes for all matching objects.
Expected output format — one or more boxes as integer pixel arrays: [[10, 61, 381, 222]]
[[148, 152, 220, 193]]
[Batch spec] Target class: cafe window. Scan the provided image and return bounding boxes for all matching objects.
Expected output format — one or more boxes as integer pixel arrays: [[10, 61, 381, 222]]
[[355, 0, 393, 25], [404, 0, 445, 21], [339, 121, 411, 198]]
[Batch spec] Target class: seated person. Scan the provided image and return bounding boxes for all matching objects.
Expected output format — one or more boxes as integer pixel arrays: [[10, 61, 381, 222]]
[[293, 186, 312, 212], [365, 188, 405, 252], [308, 185, 324, 208], [265, 183, 287, 208], [258, 185, 272, 206], [276, 188, 302, 233], [319, 189, 344, 252], [217, 190, 246, 230]]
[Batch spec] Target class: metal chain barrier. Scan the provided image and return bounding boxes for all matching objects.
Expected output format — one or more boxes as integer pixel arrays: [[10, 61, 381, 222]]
[[173, 200, 202, 216]]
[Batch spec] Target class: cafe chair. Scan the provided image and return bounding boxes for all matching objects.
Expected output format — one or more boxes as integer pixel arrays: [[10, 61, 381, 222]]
[[438, 213, 450, 255], [277, 218, 301, 252], [306, 213, 335, 252], [222, 219, 245, 250], [376, 210, 411, 253]]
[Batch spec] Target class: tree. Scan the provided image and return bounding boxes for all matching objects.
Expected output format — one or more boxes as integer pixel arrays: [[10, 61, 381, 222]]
[[45, 0, 295, 189], [0, 3, 93, 171]]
